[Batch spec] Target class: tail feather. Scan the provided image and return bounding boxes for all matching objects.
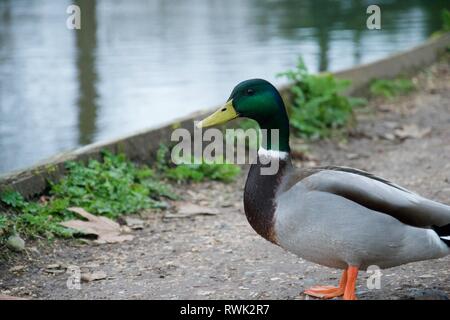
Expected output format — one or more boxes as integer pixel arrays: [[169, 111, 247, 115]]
[[432, 224, 450, 247]]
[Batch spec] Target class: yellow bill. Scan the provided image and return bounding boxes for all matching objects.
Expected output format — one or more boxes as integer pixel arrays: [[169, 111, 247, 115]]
[[196, 100, 238, 128]]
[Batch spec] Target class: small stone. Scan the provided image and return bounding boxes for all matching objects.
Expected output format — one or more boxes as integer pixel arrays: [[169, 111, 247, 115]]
[[28, 247, 40, 254], [270, 277, 281, 281], [418, 274, 434, 278], [197, 290, 215, 296], [81, 271, 107, 282], [380, 133, 396, 141], [124, 217, 145, 230], [6, 234, 25, 252], [346, 153, 361, 160]]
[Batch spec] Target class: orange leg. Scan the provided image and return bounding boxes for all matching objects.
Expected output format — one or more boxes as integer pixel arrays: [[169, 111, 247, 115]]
[[343, 266, 359, 300], [304, 269, 347, 299], [304, 266, 360, 300]]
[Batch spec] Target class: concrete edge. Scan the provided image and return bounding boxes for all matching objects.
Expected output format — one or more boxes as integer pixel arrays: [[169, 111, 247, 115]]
[[1, 33, 449, 198]]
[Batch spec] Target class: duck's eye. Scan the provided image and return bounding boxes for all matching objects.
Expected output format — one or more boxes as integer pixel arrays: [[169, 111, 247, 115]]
[[246, 89, 255, 96]]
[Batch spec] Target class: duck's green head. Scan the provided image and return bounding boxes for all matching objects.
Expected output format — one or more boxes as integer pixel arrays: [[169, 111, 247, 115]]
[[197, 79, 290, 151]]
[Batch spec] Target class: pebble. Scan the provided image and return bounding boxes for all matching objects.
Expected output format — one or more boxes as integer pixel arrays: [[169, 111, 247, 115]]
[[6, 234, 25, 252]]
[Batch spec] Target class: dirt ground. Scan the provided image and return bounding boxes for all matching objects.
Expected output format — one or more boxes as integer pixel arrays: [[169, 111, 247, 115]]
[[1, 56, 450, 300]]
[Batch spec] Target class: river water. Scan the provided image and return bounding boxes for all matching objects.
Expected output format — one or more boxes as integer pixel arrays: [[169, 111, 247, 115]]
[[0, 0, 448, 173]]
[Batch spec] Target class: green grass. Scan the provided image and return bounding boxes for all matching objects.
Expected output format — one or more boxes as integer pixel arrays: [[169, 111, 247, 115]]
[[1, 190, 74, 240], [0, 148, 240, 247], [156, 144, 241, 183], [278, 57, 366, 139], [0, 214, 9, 235], [0, 151, 177, 243], [442, 9, 450, 32], [369, 78, 415, 99], [50, 152, 174, 217]]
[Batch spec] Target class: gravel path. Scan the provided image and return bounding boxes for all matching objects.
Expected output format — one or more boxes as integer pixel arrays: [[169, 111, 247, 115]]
[[1, 56, 450, 300]]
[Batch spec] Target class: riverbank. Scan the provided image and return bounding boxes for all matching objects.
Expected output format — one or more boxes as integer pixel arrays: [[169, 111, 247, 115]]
[[1, 53, 449, 300]]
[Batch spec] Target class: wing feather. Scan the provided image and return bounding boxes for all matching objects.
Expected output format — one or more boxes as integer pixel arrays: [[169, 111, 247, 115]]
[[293, 167, 450, 227]]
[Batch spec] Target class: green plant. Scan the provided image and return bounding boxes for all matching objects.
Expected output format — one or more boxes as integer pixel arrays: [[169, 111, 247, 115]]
[[156, 145, 240, 183], [0, 147, 240, 246], [442, 9, 450, 32], [0, 190, 26, 208], [0, 151, 177, 242], [430, 9, 450, 38], [166, 162, 240, 183], [278, 57, 366, 139], [0, 193, 73, 241], [50, 151, 173, 217], [0, 214, 8, 232], [370, 78, 415, 99]]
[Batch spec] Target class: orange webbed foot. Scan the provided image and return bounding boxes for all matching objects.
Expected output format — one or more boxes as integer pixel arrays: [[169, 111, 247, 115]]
[[304, 269, 347, 299], [304, 285, 345, 299], [303, 266, 359, 300]]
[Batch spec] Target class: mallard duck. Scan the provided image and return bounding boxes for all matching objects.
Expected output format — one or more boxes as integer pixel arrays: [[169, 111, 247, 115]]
[[197, 79, 450, 300]]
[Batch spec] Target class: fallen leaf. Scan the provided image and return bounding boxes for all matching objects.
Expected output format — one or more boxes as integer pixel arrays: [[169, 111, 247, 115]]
[[166, 202, 219, 218], [60, 207, 134, 244], [394, 124, 431, 140], [81, 271, 107, 282]]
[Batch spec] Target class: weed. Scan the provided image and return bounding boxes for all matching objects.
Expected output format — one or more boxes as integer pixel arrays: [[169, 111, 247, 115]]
[[370, 78, 415, 99], [0, 151, 177, 242], [442, 9, 450, 32], [0, 190, 25, 208], [0, 214, 9, 234], [0, 147, 240, 245], [278, 57, 366, 139], [155, 144, 240, 183], [50, 151, 172, 217], [430, 9, 450, 38]]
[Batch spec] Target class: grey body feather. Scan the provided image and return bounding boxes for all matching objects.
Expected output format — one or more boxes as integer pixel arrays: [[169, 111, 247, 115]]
[[273, 168, 450, 270]]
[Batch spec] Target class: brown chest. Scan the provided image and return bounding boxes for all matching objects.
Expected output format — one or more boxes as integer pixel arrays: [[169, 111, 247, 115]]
[[243, 160, 290, 244]]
